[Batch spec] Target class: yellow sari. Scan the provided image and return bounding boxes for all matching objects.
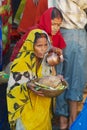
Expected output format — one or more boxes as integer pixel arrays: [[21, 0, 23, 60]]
[[7, 29, 53, 130]]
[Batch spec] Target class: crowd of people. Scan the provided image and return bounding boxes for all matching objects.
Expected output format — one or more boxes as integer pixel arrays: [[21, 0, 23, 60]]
[[0, 0, 87, 130]]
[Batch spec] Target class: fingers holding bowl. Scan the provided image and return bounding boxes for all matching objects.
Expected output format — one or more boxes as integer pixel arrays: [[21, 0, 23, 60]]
[[27, 81, 45, 96]]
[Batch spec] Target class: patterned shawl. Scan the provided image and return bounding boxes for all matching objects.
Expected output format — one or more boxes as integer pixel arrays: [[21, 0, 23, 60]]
[[7, 29, 52, 125]]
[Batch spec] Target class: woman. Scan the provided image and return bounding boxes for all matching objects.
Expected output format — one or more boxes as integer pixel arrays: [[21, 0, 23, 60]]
[[10, 7, 66, 62], [7, 28, 57, 130]]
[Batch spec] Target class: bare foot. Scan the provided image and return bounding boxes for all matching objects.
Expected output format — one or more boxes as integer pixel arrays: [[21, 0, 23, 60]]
[[68, 100, 78, 127], [59, 116, 68, 129]]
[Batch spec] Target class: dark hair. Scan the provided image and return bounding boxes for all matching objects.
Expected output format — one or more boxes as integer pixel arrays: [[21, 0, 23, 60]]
[[34, 32, 48, 43], [51, 7, 63, 20]]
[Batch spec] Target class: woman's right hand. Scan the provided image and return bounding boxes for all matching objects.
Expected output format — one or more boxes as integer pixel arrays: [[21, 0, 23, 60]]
[[49, 46, 62, 55], [48, 46, 64, 62], [27, 81, 44, 96]]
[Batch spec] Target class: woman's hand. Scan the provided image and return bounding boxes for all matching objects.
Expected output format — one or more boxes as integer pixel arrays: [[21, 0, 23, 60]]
[[57, 74, 64, 81], [27, 81, 44, 96], [33, 0, 39, 6], [49, 46, 64, 62]]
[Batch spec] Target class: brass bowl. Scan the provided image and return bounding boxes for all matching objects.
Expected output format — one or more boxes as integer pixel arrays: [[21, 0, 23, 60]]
[[33, 76, 68, 97]]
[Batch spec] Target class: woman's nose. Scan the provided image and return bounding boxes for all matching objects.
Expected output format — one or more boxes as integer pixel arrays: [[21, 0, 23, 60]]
[[41, 46, 46, 52]]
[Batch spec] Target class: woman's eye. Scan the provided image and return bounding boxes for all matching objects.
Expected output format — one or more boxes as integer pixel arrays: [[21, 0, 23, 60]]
[[52, 23, 61, 27], [45, 43, 48, 46], [37, 44, 42, 47]]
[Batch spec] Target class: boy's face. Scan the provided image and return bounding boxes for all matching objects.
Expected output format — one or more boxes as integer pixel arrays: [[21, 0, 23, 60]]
[[51, 18, 62, 35]]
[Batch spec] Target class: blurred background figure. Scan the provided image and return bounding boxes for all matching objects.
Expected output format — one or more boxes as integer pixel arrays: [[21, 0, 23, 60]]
[[12, 0, 48, 34], [0, 16, 2, 71], [0, 0, 12, 57], [49, 0, 87, 129]]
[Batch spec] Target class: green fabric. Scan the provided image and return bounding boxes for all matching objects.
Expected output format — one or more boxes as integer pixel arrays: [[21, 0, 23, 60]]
[[14, 0, 26, 24]]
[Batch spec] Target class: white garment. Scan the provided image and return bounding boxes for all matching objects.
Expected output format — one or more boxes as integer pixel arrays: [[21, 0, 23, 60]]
[[48, 0, 55, 8], [48, 0, 87, 29], [0, 0, 4, 6], [16, 119, 25, 130]]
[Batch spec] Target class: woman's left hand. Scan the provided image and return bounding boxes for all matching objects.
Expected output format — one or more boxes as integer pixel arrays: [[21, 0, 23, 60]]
[[27, 81, 44, 96]]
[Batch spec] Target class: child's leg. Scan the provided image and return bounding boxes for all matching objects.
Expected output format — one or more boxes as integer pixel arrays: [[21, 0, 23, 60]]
[[68, 100, 78, 127], [59, 116, 68, 129]]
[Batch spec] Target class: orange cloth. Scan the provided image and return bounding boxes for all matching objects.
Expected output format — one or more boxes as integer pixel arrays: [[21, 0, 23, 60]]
[[18, 0, 48, 33]]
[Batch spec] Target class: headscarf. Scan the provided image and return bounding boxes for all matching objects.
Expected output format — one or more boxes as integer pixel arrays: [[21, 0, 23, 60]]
[[7, 29, 52, 123], [10, 7, 66, 61]]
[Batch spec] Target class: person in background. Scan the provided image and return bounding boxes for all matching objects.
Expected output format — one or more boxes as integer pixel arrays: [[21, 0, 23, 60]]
[[7, 28, 63, 130], [10, 7, 66, 63], [49, 0, 87, 129], [13, 0, 48, 33], [11, 0, 49, 47]]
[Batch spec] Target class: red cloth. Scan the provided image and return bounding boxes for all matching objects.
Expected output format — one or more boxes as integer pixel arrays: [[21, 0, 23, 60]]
[[10, 7, 66, 61], [10, 26, 38, 61], [18, 0, 48, 33], [10, 30, 29, 61]]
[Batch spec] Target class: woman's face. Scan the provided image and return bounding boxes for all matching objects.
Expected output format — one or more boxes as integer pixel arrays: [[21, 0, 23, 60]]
[[34, 37, 48, 58], [51, 18, 62, 35]]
